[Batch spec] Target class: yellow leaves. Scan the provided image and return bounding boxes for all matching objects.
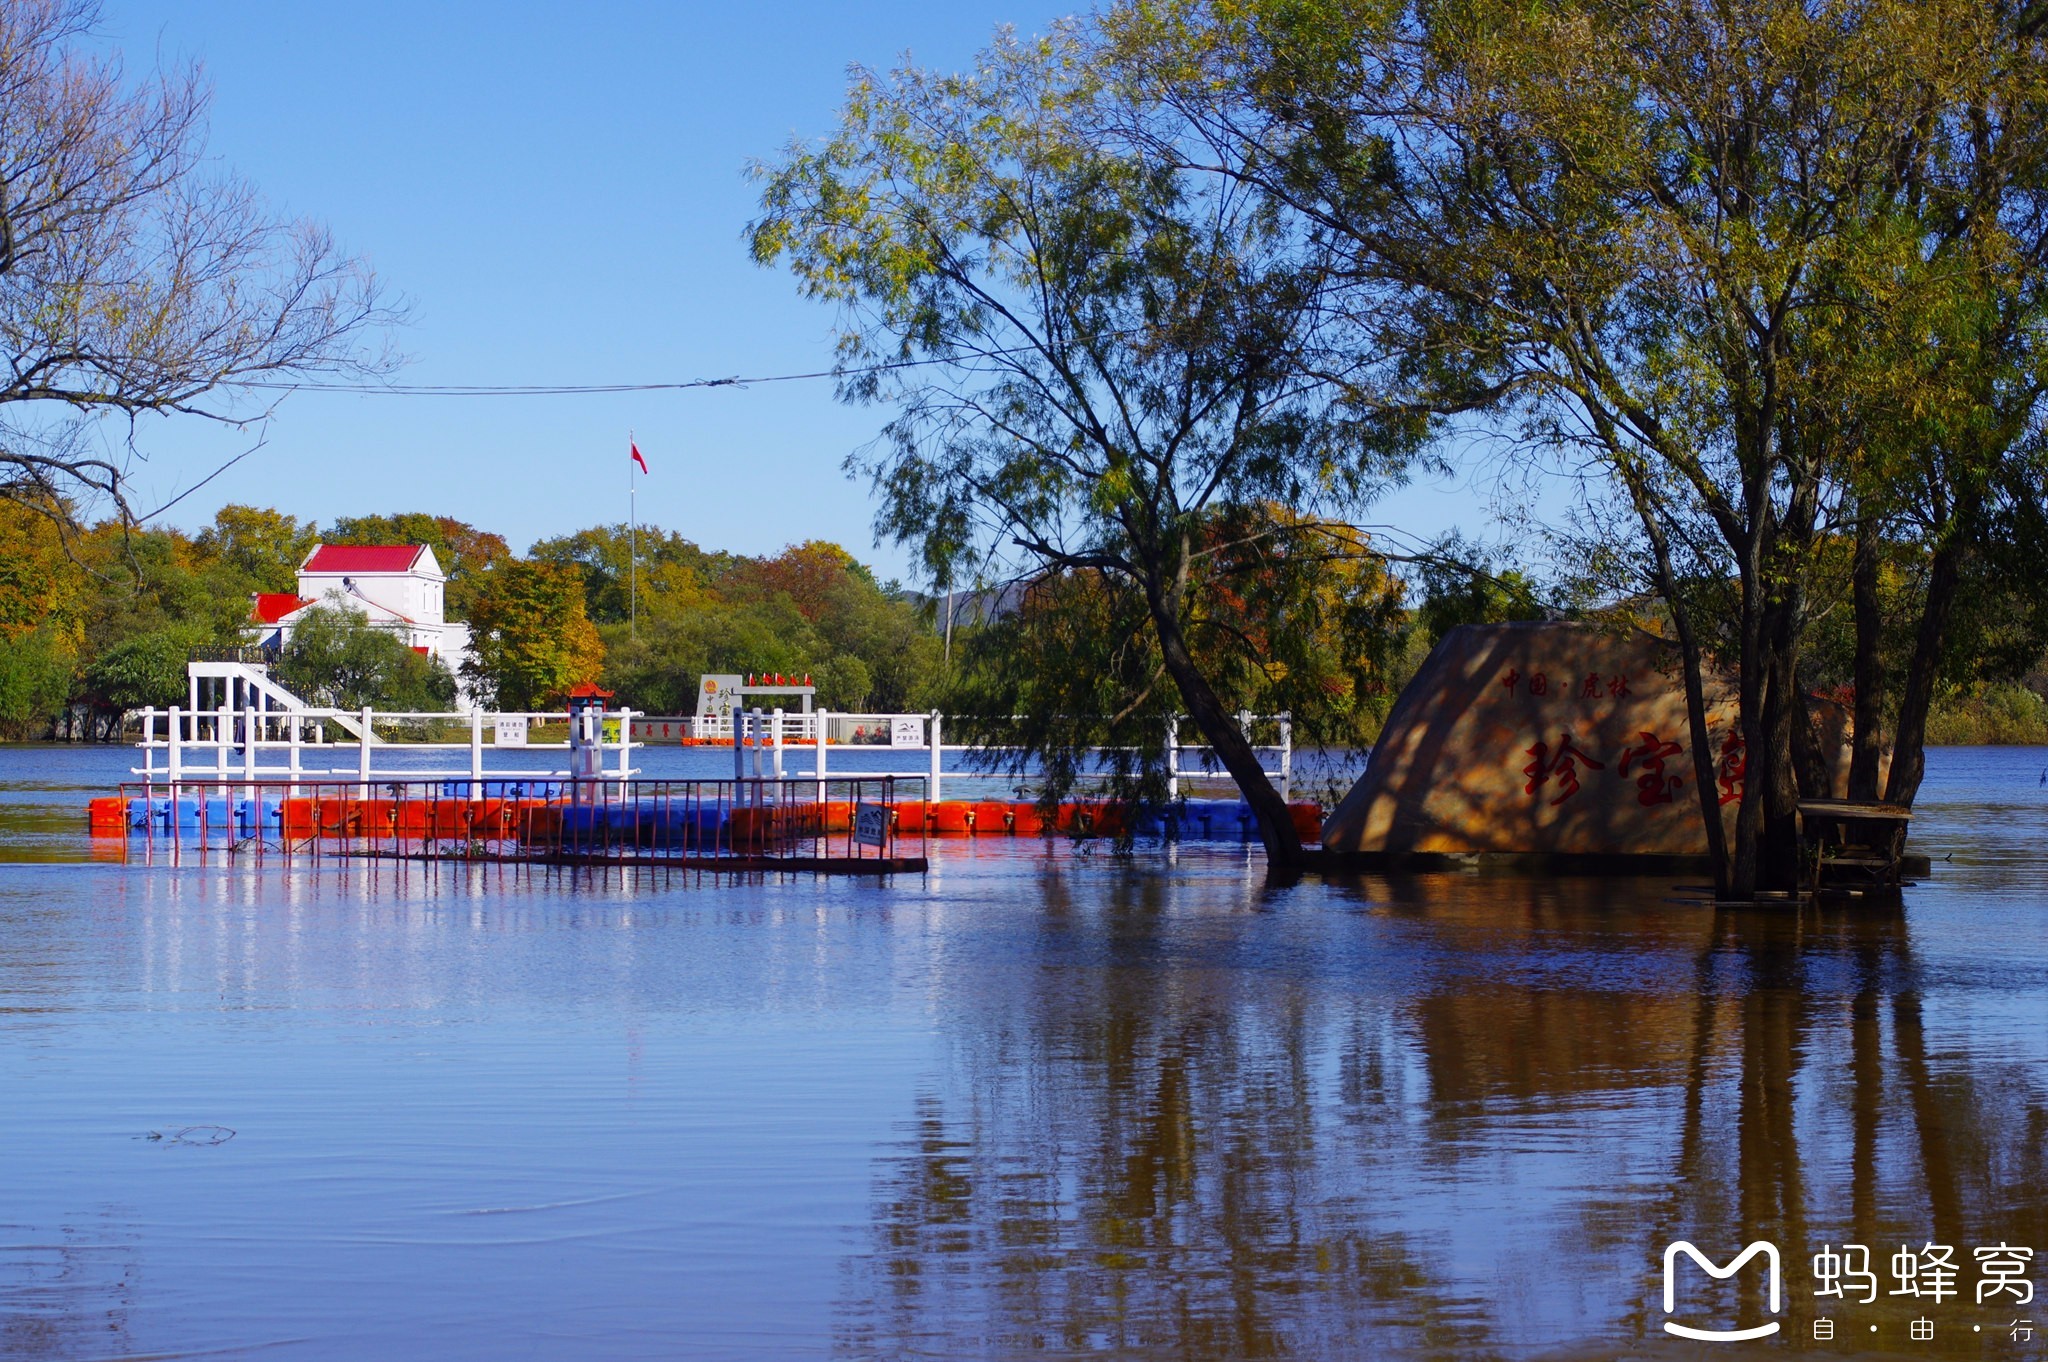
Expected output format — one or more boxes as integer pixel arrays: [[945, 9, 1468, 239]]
[[1091, 461, 1138, 516], [0, 499, 87, 649]]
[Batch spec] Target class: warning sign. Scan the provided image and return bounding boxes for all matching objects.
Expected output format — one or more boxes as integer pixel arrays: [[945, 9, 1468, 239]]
[[853, 802, 890, 848]]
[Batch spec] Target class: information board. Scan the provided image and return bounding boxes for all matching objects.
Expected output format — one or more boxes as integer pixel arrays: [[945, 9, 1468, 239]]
[[889, 716, 925, 748], [493, 715, 528, 748]]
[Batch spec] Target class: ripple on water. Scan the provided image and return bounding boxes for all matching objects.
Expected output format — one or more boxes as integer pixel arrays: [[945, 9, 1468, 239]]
[[0, 745, 2043, 1359]]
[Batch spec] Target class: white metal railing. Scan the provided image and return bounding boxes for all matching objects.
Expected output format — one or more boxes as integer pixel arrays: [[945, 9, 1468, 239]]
[[632, 712, 822, 742], [132, 702, 640, 794], [134, 695, 1290, 806], [702, 707, 1292, 804]]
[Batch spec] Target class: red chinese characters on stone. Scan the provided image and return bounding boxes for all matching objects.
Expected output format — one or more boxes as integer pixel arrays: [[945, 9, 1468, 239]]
[[1499, 666, 1632, 700], [1524, 731, 1605, 806], [1717, 730, 1747, 806], [1618, 731, 1684, 806], [1500, 666, 1632, 703]]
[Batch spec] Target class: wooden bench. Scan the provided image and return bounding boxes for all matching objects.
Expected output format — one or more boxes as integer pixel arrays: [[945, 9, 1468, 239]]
[[1798, 800, 1912, 889]]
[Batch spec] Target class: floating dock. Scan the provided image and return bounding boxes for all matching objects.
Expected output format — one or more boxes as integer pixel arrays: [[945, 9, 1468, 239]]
[[89, 776, 1324, 869], [98, 665, 1318, 871]]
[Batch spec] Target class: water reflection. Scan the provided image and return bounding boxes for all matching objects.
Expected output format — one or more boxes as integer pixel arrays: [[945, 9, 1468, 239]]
[[838, 875, 2048, 1359], [0, 1214, 137, 1358], [1, 745, 2044, 1358]]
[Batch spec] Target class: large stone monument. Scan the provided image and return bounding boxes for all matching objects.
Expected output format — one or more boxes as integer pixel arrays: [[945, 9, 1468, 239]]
[[1323, 621, 1827, 863]]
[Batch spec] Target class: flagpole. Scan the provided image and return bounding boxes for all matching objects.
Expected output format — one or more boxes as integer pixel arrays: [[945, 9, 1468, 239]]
[[628, 429, 638, 643]]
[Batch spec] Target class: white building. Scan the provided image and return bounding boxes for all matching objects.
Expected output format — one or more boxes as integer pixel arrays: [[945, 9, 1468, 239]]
[[251, 544, 474, 677]]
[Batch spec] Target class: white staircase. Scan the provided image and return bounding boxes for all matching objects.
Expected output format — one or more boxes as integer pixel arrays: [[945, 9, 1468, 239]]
[[186, 660, 382, 744]]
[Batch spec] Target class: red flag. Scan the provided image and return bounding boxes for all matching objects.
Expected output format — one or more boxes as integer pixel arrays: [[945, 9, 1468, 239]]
[[630, 442, 648, 474]]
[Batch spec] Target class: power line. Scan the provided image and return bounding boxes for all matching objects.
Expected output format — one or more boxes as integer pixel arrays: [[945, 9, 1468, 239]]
[[236, 351, 982, 398]]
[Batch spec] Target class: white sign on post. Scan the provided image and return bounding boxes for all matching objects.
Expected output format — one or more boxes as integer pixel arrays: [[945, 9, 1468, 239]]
[[889, 716, 925, 748], [493, 715, 529, 748], [852, 802, 890, 848]]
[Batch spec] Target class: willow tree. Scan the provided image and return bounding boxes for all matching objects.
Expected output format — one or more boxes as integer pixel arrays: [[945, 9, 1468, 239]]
[[749, 26, 1421, 870], [0, 0, 388, 527], [1113, 0, 2046, 896]]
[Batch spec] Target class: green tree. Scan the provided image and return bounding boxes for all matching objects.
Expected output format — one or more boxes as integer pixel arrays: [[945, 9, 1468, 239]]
[[529, 523, 724, 626], [1409, 537, 1547, 647], [81, 625, 200, 715], [751, 26, 1419, 869], [1114, 0, 2048, 893], [191, 505, 319, 593], [272, 606, 455, 713], [0, 625, 75, 738], [76, 523, 249, 666], [463, 560, 605, 710]]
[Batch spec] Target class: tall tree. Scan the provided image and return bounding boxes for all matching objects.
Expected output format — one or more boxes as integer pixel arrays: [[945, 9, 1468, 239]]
[[462, 560, 605, 711], [191, 504, 320, 593], [750, 25, 1421, 870], [529, 523, 722, 625], [0, 0, 387, 527], [1113, 0, 2045, 894]]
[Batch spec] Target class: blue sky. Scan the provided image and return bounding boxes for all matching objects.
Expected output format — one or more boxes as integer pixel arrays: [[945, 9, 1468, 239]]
[[94, 1, 1510, 581]]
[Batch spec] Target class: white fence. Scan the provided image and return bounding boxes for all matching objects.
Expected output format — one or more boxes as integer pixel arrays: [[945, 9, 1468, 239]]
[[704, 708, 1293, 804], [133, 702, 640, 793], [132, 692, 1291, 805]]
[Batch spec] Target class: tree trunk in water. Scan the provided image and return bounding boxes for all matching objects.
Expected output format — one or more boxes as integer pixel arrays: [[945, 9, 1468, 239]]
[[1674, 623, 1733, 899], [1624, 479, 1732, 895], [1730, 594, 1768, 900], [1885, 542, 1963, 808], [1848, 512, 1885, 801], [1757, 604, 1806, 893], [1148, 595, 1302, 874]]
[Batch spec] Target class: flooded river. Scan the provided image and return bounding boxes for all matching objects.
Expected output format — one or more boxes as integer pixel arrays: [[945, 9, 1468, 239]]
[[1, 746, 2044, 1359]]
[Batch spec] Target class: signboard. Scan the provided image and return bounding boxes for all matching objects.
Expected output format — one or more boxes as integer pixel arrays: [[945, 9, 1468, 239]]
[[853, 802, 890, 848], [634, 719, 686, 744], [493, 715, 528, 748], [696, 673, 742, 720], [890, 716, 925, 748]]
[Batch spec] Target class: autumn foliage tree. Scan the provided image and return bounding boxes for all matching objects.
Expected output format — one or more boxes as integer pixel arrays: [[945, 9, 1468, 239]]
[[751, 27, 1421, 870], [192, 505, 319, 593], [462, 560, 605, 710], [945, 507, 1409, 822], [1112, 0, 2048, 894]]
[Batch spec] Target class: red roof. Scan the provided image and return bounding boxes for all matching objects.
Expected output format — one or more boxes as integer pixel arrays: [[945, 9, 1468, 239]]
[[252, 593, 314, 624], [301, 544, 426, 574], [567, 682, 615, 699]]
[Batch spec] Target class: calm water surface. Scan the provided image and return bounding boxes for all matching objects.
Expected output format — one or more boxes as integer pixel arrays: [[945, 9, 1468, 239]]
[[2, 746, 2045, 1360]]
